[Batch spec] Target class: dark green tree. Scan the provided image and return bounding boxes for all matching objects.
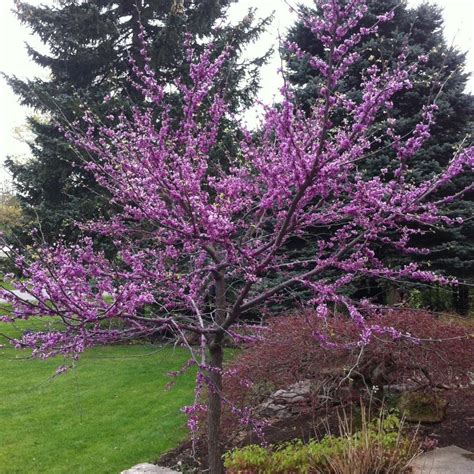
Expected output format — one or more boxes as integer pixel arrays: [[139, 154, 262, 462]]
[[6, 0, 271, 243], [285, 0, 473, 313]]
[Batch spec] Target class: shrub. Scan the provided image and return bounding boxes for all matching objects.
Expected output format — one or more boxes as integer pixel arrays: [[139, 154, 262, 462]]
[[222, 310, 474, 437], [224, 409, 420, 473]]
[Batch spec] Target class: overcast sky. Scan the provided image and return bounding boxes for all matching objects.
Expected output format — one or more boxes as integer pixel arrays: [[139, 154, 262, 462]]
[[1, 0, 473, 183]]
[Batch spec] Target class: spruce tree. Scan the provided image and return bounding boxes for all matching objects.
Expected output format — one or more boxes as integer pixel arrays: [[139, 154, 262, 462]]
[[285, 0, 473, 312], [6, 0, 270, 243]]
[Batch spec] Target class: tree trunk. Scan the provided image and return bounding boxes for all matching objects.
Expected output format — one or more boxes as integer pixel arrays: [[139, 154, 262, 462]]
[[207, 270, 226, 473], [207, 341, 224, 474], [386, 282, 402, 305], [453, 283, 470, 316]]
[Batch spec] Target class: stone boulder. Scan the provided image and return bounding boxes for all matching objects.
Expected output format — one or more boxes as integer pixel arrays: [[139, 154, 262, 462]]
[[120, 463, 180, 474], [397, 391, 448, 423], [257, 380, 313, 419], [409, 445, 474, 473]]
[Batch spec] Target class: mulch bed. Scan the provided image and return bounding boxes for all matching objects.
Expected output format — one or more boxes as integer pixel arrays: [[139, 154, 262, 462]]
[[417, 387, 474, 452]]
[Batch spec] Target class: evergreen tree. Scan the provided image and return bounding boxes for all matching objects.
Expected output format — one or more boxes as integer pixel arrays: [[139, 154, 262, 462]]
[[285, 0, 473, 312], [6, 0, 270, 243]]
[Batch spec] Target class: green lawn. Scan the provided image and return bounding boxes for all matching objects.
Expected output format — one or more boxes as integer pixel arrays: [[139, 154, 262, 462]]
[[0, 281, 14, 291], [0, 318, 196, 474]]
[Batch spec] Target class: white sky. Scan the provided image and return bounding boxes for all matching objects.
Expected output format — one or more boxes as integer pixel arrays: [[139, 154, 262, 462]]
[[0, 0, 473, 183]]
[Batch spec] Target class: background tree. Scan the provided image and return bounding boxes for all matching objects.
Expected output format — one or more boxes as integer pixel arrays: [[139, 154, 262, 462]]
[[285, 0, 474, 313], [0, 184, 22, 272], [5, 0, 271, 244], [1, 1, 473, 472], [0, 185, 22, 238]]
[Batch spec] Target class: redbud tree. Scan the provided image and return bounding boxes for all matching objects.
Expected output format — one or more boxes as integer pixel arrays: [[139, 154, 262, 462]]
[[1, 1, 473, 472]]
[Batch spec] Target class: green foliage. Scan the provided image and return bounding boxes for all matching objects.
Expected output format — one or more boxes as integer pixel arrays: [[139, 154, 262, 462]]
[[407, 288, 424, 310], [407, 286, 453, 312], [0, 190, 22, 234], [224, 413, 418, 473], [225, 444, 271, 472], [0, 190, 23, 272]]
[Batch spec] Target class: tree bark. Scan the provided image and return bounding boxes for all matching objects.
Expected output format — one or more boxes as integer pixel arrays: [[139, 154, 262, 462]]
[[453, 283, 470, 316], [386, 282, 402, 306], [207, 340, 224, 474], [207, 270, 226, 473]]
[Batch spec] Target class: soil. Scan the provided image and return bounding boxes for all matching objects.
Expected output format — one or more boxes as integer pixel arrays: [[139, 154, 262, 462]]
[[158, 415, 318, 473], [417, 387, 474, 452], [159, 386, 474, 472]]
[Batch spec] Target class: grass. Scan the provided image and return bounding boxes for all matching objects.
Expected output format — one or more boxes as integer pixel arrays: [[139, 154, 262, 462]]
[[0, 317, 196, 474], [0, 280, 15, 291]]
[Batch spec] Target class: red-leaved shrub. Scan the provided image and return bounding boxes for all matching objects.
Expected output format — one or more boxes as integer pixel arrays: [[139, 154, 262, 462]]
[[222, 310, 474, 437]]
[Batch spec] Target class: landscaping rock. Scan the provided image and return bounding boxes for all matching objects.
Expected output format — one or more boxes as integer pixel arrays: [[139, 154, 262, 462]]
[[397, 391, 448, 423], [409, 445, 474, 473], [468, 371, 474, 386], [120, 463, 180, 474], [258, 380, 312, 419]]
